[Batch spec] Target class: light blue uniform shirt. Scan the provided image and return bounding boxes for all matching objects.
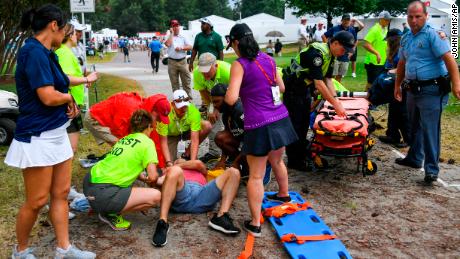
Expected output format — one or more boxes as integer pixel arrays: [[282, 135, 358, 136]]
[[399, 23, 450, 80]]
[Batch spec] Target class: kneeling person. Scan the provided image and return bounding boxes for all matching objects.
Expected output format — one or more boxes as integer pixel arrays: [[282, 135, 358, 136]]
[[210, 84, 244, 170], [152, 160, 240, 247], [83, 110, 161, 231], [157, 90, 212, 162]]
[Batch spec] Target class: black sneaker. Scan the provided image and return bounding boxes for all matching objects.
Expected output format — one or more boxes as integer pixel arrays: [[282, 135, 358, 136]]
[[424, 174, 438, 185], [395, 158, 422, 169], [378, 135, 399, 145], [199, 153, 220, 163], [243, 220, 261, 237], [265, 193, 291, 203], [152, 219, 169, 247], [208, 213, 241, 235]]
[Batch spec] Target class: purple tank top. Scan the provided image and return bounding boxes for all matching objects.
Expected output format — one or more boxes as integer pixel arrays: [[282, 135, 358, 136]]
[[237, 52, 288, 130]]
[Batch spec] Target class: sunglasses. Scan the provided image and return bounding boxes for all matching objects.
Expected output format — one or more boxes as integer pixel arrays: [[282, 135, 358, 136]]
[[173, 97, 191, 103], [225, 35, 231, 44]]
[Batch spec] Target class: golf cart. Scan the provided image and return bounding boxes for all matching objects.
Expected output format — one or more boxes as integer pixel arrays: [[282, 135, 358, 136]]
[[0, 90, 19, 145]]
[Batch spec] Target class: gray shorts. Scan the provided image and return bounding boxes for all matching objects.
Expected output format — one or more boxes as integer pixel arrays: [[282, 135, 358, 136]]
[[82, 173, 131, 214], [171, 180, 221, 213], [333, 60, 349, 76]]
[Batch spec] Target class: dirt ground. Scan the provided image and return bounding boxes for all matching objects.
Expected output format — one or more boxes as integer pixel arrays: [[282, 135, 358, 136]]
[[23, 138, 460, 259]]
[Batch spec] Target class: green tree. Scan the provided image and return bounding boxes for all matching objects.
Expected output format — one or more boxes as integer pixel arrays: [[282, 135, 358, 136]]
[[193, 0, 233, 19], [164, 0, 197, 28], [285, 0, 376, 28], [0, 0, 70, 78], [374, 0, 412, 16], [239, 0, 285, 19]]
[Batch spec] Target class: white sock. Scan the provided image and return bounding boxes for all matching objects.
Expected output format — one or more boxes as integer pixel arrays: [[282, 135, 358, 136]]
[[57, 245, 71, 253]]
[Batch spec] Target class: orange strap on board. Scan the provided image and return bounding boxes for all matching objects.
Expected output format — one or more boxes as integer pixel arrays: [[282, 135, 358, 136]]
[[281, 233, 337, 244], [237, 233, 255, 259], [263, 202, 312, 218]]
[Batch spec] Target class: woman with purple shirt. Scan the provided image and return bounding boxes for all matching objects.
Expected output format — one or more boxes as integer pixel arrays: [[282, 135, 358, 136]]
[[225, 23, 298, 237]]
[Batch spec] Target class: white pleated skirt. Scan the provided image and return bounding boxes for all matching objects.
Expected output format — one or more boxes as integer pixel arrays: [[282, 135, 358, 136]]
[[5, 121, 73, 169]]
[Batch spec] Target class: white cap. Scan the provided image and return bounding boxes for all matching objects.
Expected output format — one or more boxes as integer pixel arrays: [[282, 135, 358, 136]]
[[199, 17, 213, 27], [70, 19, 86, 31], [173, 89, 190, 109]]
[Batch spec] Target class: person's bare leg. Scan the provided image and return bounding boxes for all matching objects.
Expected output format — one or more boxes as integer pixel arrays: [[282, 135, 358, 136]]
[[246, 155, 268, 226], [16, 167, 53, 251], [215, 168, 240, 216], [68, 132, 80, 154], [267, 147, 289, 197], [159, 166, 185, 222], [121, 187, 161, 213], [49, 159, 72, 249], [352, 61, 356, 74]]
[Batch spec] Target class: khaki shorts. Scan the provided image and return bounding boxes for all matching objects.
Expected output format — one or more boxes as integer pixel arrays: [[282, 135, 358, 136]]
[[333, 60, 349, 76], [83, 112, 118, 145]]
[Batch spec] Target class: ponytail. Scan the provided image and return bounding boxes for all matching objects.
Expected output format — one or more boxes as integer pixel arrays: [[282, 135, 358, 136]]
[[20, 4, 66, 33]]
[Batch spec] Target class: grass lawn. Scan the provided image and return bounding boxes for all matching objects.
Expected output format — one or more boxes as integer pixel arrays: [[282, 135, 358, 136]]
[[0, 73, 143, 257], [87, 52, 118, 64]]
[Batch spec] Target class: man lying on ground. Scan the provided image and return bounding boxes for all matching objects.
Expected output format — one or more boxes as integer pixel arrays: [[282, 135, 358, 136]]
[[152, 159, 241, 247]]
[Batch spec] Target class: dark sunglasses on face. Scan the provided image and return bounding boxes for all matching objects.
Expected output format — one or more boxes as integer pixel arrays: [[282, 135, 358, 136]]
[[225, 35, 231, 44]]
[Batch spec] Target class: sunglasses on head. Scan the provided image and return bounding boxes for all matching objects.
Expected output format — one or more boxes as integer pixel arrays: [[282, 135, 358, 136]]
[[173, 97, 191, 103]]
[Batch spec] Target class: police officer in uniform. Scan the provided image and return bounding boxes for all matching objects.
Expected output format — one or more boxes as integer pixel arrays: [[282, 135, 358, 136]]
[[283, 31, 353, 170], [394, 1, 460, 184]]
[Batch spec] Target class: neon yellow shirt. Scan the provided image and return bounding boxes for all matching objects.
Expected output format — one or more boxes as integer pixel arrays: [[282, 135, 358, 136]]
[[193, 60, 231, 92], [364, 23, 388, 66], [55, 44, 85, 105], [157, 103, 201, 136], [90, 132, 158, 187]]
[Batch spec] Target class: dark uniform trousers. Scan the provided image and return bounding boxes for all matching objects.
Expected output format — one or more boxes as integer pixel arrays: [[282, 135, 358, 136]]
[[387, 90, 411, 143], [283, 75, 311, 167]]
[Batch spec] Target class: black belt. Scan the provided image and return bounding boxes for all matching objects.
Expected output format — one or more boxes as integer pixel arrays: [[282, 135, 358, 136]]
[[169, 57, 185, 62], [409, 76, 445, 87]]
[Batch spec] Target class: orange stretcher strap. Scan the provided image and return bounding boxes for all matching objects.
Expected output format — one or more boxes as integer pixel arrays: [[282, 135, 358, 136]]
[[237, 233, 255, 259], [281, 233, 337, 244], [263, 202, 312, 218]]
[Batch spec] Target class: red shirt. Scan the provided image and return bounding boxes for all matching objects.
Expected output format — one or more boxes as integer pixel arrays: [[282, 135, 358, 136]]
[[89, 92, 167, 168]]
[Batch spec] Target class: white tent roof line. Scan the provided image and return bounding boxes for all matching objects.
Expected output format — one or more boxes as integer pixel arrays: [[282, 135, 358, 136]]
[[190, 14, 235, 24], [240, 13, 284, 23]]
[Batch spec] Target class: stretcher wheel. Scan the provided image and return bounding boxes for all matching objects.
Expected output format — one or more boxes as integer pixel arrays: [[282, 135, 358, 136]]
[[313, 156, 328, 169], [365, 160, 377, 175]]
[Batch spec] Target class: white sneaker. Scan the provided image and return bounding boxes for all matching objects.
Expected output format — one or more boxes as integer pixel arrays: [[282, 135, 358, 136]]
[[54, 245, 96, 259], [12, 245, 36, 259], [352, 72, 356, 78]]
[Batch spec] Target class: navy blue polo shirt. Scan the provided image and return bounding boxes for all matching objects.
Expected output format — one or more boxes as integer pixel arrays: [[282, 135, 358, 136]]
[[324, 25, 356, 62], [14, 37, 70, 142]]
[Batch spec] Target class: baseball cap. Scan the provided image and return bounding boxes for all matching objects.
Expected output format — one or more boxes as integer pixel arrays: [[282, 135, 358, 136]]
[[69, 19, 86, 31], [210, 83, 228, 97], [225, 23, 253, 50], [154, 98, 171, 124], [385, 28, 403, 40], [342, 14, 351, 20], [198, 53, 217, 73], [378, 11, 392, 20], [173, 89, 190, 109], [199, 17, 213, 27], [170, 19, 180, 27], [332, 31, 355, 54]]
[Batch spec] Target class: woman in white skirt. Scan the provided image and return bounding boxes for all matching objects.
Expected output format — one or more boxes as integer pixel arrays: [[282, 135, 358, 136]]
[[6, 4, 96, 259]]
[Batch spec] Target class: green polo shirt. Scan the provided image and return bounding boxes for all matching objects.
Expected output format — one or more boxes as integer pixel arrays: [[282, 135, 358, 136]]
[[364, 23, 388, 66], [193, 60, 231, 92], [90, 132, 158, 188], [157, 103, 201, 137], [193, 31, 224, 58], [55, 44, 85, 105]]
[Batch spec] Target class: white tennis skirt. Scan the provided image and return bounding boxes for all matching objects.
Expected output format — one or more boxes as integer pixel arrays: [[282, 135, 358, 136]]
[[5, 121, 73, 169]]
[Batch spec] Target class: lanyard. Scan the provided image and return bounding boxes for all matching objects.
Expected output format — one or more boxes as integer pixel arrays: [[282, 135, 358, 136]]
[[254, 56, 276, 86]]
